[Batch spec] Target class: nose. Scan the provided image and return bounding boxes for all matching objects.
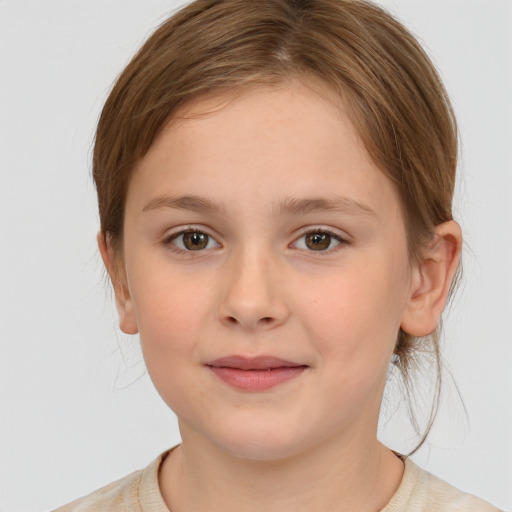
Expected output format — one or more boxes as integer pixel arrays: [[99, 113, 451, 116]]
[[217, 248, 290, 331]]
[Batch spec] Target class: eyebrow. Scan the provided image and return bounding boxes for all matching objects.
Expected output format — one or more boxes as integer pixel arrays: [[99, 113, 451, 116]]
[[142, 194, 227, 215], [275, 196, 376, 217], [142, 194, 376, 217]]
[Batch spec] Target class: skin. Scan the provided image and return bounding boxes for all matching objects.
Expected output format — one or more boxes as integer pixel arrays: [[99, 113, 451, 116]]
[[99, 80, 462, 512]]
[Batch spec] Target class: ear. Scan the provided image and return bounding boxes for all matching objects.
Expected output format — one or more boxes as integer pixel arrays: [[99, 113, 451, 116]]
[[400, 220, 462, 337], [97, 232, 139, 335]]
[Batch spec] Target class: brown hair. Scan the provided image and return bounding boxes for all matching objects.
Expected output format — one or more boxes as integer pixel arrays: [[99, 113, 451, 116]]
[[93, 0, 460, 452]]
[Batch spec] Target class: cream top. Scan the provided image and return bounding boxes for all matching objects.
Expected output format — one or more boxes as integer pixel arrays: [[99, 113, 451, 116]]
[[53, 450, 503, 511]]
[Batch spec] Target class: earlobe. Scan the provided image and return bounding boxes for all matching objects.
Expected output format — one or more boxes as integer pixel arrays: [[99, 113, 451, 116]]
[[400, 220, 462, 337], [96, 232, 139, 335]]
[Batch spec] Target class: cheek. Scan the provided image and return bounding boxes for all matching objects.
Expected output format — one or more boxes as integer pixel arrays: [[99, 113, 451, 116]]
[[128, 267, 212, 369], [128, 270, 215, 413], [292, 261, 408, 421], [296, 257, 408, 367]]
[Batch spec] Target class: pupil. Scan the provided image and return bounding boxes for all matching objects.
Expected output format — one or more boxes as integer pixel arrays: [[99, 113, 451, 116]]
[[184, 232, 208, 250], [306, 233, 330, 251]]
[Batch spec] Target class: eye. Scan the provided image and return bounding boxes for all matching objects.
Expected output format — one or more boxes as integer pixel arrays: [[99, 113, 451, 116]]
[[167, 229, 220, 251], [293, 229, 347, 252]]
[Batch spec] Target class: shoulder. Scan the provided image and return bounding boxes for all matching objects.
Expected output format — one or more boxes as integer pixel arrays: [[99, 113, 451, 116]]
[[383, 457, 503, 512], [52, 452, 170, 512]]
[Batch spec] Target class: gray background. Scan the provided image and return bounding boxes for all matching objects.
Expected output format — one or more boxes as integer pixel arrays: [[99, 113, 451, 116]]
[[1, 0, 511, 510]]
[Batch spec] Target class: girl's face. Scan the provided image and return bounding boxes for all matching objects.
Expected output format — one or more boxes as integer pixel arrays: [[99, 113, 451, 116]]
[[113, 82, 418, 460]]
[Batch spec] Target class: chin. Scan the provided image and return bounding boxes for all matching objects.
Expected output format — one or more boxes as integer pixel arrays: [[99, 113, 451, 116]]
[[206, 420, 315, 462], [221, 440, 303, 462]]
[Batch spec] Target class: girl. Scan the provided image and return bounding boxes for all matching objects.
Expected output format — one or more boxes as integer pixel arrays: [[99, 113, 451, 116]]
[[46, 0, 504, 510]]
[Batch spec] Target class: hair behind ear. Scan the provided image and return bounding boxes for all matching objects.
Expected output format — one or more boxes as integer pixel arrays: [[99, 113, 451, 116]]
[[400, 220, 462, 338], [393, 220, 462, 454], [97, 231, 139, 335]]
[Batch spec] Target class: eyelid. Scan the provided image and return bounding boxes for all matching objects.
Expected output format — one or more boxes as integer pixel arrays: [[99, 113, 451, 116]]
[[162, 225, 222, 252], [290, 226, 350, 252], [160, 224, 349, 254]]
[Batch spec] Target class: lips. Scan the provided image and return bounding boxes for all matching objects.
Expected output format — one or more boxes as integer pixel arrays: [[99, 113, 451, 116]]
[[206, 356, 308, 391], [207, 355, 305, 370]]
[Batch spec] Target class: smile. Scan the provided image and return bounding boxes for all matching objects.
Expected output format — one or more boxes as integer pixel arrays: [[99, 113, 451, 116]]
[[205, 356, 308, 391]]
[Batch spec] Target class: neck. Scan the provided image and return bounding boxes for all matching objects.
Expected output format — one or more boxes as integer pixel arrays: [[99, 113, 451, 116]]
[[159, 427, 404, 512]]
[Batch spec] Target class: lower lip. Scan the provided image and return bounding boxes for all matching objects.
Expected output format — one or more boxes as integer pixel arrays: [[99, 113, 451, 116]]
[[208, 366, 307, 391]]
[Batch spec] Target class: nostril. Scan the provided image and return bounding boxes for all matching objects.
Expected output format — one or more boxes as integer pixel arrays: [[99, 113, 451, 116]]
[[225, 315, 273, 326]]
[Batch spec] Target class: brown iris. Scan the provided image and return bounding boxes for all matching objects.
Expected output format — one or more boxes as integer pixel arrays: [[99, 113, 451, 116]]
[[182, 231, 209, 250], [305, 232, 332, 251]]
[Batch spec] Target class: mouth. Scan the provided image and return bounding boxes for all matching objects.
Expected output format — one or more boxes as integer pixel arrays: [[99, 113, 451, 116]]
[[205, 355, 309, 391]]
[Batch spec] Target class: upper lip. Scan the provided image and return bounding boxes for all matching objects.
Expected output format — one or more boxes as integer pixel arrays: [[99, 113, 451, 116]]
[[206, 355, 306, 370]]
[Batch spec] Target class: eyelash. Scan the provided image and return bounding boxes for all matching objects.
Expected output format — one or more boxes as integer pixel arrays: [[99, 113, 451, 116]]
[[162, 226, 349, 254], [292, 227, 349, 254], [163, 227, 218, 254]]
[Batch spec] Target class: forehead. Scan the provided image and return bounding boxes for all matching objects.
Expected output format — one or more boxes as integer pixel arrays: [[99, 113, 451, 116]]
[[128, 81, 401, 223]]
